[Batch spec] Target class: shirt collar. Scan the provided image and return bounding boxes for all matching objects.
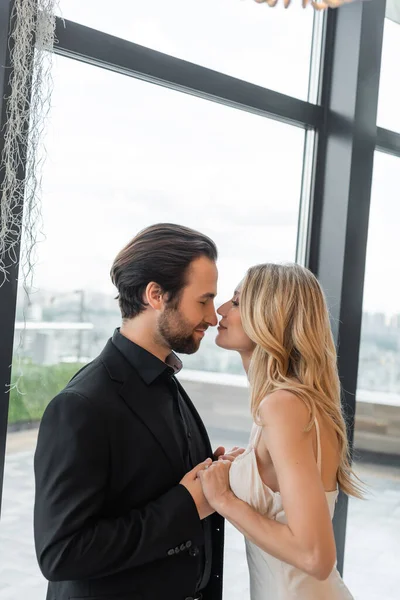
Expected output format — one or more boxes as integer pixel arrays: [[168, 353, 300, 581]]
[[165, 352, 183, 374], [112, 328, 182, 385]]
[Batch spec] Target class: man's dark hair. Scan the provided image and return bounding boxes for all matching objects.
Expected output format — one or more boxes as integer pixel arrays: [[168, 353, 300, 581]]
[[110, 223, 218, 319]]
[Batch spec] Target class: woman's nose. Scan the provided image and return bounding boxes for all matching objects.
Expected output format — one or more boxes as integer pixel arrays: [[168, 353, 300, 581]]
[[217, 302, 227, 317]]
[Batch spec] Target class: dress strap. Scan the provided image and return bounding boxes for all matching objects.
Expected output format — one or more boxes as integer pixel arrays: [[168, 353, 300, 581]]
[[314, 417, 322, 473]]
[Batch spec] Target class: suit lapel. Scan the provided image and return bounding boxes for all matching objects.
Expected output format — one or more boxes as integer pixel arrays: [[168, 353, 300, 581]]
[[121, 374, 187, 482], [101, 340, 186, 482], [175, 377, 213, 457]]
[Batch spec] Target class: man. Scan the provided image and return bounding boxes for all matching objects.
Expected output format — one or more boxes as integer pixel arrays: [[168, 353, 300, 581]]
[[34, 223, 226, 600]]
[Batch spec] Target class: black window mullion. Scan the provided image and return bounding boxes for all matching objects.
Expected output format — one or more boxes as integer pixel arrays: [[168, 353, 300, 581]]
[[307, 0, 386, 576]]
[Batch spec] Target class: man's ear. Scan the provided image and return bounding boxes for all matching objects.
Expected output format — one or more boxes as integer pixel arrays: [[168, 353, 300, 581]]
[[145, 281, 164, 310]]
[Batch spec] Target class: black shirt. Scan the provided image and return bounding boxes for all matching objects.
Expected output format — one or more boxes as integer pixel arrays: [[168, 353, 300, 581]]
[[112, 329, 212, 592]]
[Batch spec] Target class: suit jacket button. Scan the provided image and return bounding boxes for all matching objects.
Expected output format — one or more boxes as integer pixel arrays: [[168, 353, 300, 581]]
[[180, 543, 186, 551], [189, 546, 199, 557], [167, 549, 174, 556], [174, 546, 180, 554], [185, 540, 192, 549]]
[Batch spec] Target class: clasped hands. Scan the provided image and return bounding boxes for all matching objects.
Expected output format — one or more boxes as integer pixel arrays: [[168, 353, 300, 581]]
[[254, 0, 355, 10], [197, 446, 244, 511], [180, 446, 244, 519]]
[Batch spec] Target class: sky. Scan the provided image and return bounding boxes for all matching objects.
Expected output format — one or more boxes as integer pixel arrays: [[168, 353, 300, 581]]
[[21, 0, 400, 316]]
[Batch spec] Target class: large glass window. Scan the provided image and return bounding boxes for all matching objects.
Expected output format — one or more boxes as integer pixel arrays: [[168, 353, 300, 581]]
[[1, 55, 306, 599], [377, 8, 400, 133], [57, 0, 316, 100], [345, 151, 400, 600]]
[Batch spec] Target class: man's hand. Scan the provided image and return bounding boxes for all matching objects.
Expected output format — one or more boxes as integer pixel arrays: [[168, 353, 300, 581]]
[[213, 446, 226, 461], [180, 459, 215, 520]]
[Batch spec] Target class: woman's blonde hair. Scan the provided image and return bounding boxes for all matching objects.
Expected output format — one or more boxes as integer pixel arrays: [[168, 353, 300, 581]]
[[240, 263, 363, 499]]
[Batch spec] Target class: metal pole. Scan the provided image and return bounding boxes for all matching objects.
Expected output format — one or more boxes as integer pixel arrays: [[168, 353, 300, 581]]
[[308, 0, 386, 575], [0, 0, 19, 515], [0, 0, 36, 515]]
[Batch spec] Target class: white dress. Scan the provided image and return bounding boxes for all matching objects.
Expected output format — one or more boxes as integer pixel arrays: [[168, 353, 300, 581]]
[[229, 419, 354, 600]]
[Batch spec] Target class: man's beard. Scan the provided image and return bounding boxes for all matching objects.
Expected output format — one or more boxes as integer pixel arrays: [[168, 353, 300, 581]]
[[158, 307, 206, 354]]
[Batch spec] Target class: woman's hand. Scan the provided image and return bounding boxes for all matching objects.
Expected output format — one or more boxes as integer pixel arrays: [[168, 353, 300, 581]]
[[197, 460, 234, 512], [218, 446, 246, 463]]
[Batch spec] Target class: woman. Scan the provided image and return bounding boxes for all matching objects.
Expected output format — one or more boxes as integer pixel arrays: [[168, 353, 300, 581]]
[[198, 263, 362, 600]]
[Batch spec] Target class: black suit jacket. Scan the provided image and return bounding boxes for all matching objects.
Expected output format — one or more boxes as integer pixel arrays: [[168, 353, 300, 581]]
[[34, 339, 224, 600]]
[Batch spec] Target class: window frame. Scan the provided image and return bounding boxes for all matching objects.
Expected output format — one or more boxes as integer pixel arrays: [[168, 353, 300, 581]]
[[1, 0, 399, 577]]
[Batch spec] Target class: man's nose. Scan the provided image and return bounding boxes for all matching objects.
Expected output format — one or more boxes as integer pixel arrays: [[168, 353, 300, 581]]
[[206, 307, 218, 327]]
